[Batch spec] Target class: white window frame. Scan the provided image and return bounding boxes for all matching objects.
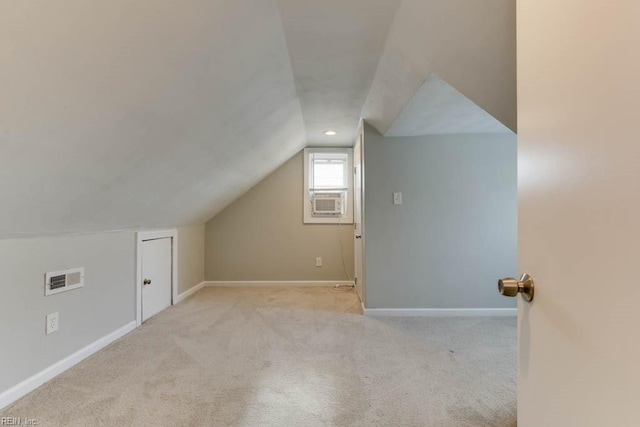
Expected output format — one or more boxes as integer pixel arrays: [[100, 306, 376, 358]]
[[303, 147, 354, 224]]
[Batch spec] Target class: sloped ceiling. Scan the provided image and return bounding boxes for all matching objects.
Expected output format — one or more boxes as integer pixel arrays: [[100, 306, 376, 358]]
[[362, 0, 517, 135], [1, 0, 305, 238], [0, 0, 515, 238], [386, 74, 513, 136], [277, 0, 400, 146]]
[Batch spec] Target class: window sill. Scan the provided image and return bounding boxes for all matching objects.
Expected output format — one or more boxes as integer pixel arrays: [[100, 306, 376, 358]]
[[303, 216, 353, 225]]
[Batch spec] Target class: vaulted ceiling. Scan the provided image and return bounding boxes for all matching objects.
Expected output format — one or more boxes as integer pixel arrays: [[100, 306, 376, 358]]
[[0, 0, 515, 238]]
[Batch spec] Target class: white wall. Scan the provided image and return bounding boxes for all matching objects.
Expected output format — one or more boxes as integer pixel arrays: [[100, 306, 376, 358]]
[[363, 126, 517, 308], [0, 226, 204, 401]]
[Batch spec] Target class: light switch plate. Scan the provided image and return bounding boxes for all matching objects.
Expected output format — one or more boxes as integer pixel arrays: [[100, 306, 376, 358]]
[[316, 257, 323, 267], [393, 192, 403, 205]]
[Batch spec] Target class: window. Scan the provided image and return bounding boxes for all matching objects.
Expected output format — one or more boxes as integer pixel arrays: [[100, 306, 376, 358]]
[[303, 148, 353, 224]]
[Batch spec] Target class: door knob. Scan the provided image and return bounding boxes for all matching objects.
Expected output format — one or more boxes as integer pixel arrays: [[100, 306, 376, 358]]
[[143, 279, 151, 286], [498, 273, 534, 302]]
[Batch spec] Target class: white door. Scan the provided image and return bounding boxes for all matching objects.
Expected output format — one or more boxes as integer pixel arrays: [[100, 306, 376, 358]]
[[516, 1, 640, 425], [141, 238, 172, 322], [353, 128, 364, 302]]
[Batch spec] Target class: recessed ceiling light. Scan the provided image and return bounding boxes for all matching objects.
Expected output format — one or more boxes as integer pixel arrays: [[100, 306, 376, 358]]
[[324, 130, 337, 136]]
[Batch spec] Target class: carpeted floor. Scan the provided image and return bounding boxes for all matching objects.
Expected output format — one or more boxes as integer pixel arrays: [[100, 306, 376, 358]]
[[2, 287, 516, 426]]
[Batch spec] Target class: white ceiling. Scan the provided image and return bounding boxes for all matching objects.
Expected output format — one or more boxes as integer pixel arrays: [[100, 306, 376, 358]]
[[0, 0, 516, 238], [386, 74, 513, 136], [278, 0, 400, 146], [0, 0, 305, 238], [362, 0, 517, 135]]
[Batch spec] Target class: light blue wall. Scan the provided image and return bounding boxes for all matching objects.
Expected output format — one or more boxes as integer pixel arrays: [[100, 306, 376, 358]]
[[0, 232, 136, 394], [363, 126, 517, 308], [0, 226, 204, 401]]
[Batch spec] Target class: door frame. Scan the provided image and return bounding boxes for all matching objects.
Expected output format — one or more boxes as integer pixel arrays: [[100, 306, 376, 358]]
[[136, 229, 178, 326], [353, 120, 366, 307]]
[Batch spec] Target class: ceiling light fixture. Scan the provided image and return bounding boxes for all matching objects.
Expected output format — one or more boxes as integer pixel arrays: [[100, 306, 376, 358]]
[[324, 130, 337, 136]]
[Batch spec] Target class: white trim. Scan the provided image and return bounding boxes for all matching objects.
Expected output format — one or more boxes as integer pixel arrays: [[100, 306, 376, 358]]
[[0, 321, 136, 410], [353, 120, 366, 305], [359, 122, 366, 305], [204, 280, 355, 288], [136, 229, 178, 326], [175, 281, 206, 303], [363, 308, 517, 317]]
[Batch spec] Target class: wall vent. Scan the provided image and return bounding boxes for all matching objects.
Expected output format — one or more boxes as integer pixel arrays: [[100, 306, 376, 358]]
[[45, 267, 84, 296]]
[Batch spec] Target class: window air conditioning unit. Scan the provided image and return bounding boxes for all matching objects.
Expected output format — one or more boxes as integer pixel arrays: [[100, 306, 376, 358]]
[[312, 193, 343, 216]]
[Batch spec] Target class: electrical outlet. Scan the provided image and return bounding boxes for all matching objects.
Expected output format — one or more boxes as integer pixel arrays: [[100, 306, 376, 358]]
[[46, 312, 59, 335], [316, 257, 323, 267]]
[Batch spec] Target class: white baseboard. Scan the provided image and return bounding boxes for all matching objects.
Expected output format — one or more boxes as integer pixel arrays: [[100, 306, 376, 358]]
[[363, 308, 517, 317], [0, 321, 137, 410], [204, 280, 354, 288], [175, 281, 205, 303]]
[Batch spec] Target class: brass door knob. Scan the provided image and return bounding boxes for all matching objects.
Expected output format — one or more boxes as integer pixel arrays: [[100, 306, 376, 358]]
[[143, 279, 151, 286], [498, 273, 534, 302]]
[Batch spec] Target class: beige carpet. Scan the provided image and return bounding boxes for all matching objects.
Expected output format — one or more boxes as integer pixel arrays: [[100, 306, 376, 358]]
[[2, 287, 516, 426]]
